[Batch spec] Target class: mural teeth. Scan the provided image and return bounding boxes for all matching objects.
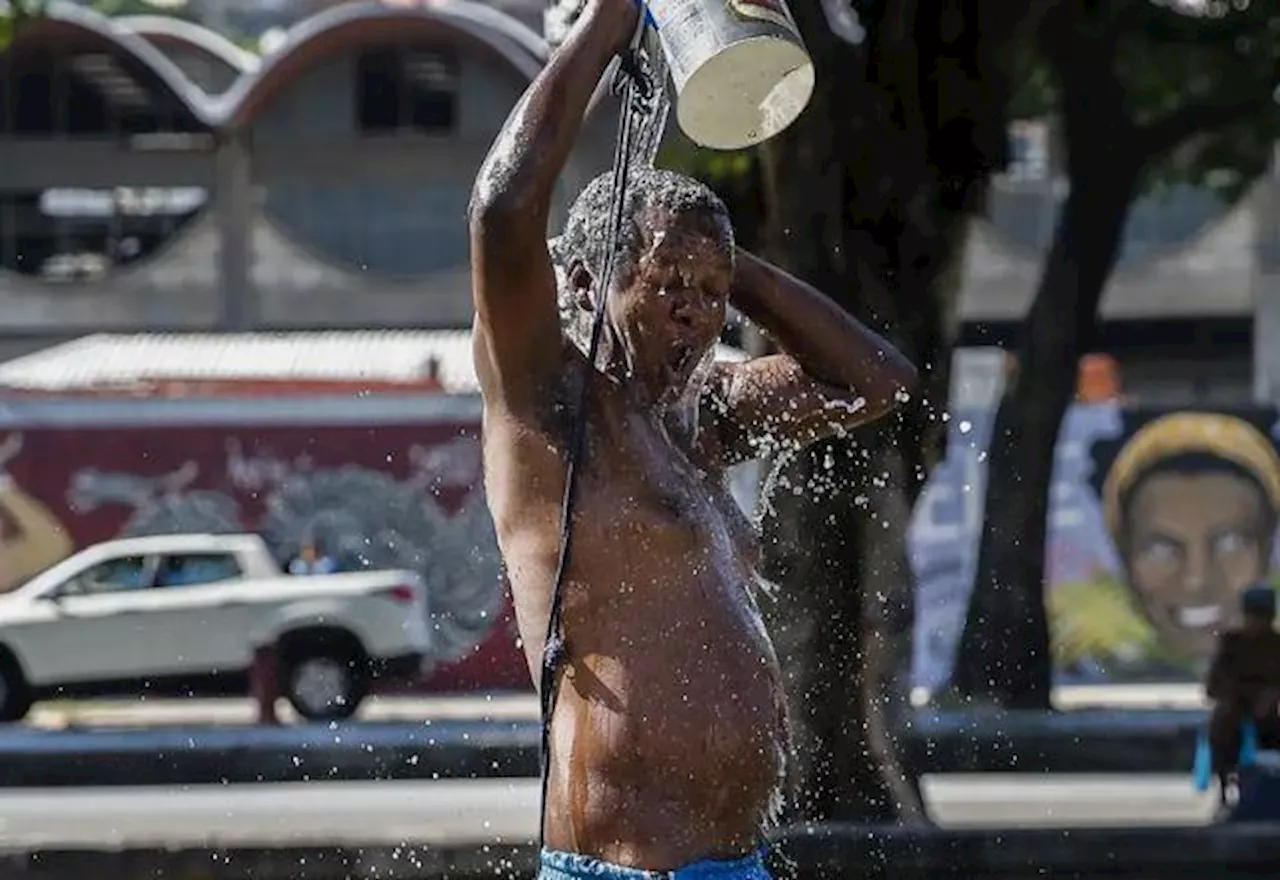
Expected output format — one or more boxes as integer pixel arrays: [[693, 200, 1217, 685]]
[[1176, 605, 1222, 629]]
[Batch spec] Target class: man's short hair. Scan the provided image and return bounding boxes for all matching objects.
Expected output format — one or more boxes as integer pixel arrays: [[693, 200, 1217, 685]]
[[550, 168, 730, 350], [553, 167, 730, 281]]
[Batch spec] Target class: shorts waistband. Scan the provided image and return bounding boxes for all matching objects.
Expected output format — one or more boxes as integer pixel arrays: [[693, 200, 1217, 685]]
[[538, 847, 771, 880]]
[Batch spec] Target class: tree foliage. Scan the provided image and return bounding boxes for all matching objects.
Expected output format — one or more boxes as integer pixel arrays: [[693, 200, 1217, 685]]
[[1010, 0, 1280, 200], [0, 0, 46, 50]]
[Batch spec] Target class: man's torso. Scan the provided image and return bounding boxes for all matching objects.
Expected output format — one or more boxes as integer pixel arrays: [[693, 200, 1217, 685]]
[[481, 350, 786, 868]]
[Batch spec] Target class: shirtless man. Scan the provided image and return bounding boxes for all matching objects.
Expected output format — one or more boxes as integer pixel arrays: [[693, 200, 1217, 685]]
[[468, 0, 917, 875]]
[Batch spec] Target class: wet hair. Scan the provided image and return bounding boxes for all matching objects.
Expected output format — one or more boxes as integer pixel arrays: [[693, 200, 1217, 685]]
[[554, 167, 730, 276], [551, 168, 731, 348], [1118, 452, 1277, 553]]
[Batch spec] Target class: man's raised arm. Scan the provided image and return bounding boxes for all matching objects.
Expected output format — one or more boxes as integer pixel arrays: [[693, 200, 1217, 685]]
[[468, 0, 637, 408], [702, 249, 918, 465]]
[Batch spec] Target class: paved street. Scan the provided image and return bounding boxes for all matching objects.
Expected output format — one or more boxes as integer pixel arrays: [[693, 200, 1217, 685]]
[[0, 775, 1216, 849], [23, 694, 541, 730]]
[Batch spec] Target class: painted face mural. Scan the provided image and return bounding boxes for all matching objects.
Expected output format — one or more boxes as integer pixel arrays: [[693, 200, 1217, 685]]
[[1046, 411, 1280, 681], [1100, 413, 1279, 663], [910, 406, 1280, 691]]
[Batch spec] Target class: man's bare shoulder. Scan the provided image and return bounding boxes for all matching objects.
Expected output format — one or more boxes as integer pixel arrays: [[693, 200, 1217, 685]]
[[474, 330, 585, 445]]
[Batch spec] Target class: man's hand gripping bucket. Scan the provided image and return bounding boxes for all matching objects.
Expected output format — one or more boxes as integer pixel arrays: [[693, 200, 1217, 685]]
[[546, 0, 816, 151]]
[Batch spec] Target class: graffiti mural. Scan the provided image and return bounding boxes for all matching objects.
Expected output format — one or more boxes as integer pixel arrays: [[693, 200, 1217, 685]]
[[910, 405, 1280, 690], [18, 391, 1279, 697], [0, 409, 524, 692], [0, 433, 74, 592]]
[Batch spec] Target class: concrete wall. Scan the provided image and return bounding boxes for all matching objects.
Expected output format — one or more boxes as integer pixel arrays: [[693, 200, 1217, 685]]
[[0, 1, 618, 336]]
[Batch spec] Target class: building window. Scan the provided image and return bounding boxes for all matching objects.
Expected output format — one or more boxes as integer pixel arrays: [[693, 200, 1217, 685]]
[[1, 50, 197, 136], [356, 47, 458, 134], [0, 187, 207, 281]]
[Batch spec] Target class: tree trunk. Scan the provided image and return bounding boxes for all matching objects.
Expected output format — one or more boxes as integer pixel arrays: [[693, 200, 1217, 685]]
[[753, 0, 1019, 824], [755, 26, 909, 819], [950, 12, 1141, 708]]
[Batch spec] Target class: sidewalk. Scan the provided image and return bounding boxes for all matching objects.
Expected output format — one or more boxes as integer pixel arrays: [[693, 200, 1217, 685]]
[[25, 683, 1206, 731], [0, 775, 1215, 850]]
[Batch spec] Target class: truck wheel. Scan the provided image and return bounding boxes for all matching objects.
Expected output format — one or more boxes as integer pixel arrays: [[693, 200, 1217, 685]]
[[282, 640, 368, 722], [0, 652, 33, 723]]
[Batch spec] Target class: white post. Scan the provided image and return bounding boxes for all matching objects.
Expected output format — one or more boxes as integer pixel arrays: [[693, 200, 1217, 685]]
[[1252, 146, 1280, 403], [215, 131, 255, 330]]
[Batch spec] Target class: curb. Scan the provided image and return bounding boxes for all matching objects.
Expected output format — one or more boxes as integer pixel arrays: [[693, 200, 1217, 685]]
[[0, 719, 541, 787], [0, 708, 1203, 787], [4, 824, 1279, 879]]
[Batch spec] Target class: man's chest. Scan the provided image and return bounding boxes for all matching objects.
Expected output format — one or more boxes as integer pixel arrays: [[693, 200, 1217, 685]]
[[574, 421, 760, 570], [482, 393, 757, 561]]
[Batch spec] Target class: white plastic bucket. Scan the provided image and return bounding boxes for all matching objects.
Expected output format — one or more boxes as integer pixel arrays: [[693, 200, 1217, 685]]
[[646, 0, 814, 151]]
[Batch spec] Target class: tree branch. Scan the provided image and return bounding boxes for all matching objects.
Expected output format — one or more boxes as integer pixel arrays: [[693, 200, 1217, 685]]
[[1136, 81, 1280, 159]]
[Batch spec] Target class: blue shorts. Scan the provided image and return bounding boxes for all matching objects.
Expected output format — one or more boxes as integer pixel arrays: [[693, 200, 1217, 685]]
[[538, 847, 771, 879]]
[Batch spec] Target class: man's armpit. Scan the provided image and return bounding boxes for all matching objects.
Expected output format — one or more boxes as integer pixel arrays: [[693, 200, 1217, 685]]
[[702, 359, 871, 464]]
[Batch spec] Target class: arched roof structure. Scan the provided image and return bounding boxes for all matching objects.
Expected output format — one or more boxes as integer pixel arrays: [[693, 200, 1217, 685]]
[[212, 0, 546, 127], [3, 0, 567, 129], [115, 14, 261, 76], [0, 0, 618, 319]]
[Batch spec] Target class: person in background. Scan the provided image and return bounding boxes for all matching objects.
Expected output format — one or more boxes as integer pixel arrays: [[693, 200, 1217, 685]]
[[288, 538, 338, 575], [1206, 584, 1280, 806]]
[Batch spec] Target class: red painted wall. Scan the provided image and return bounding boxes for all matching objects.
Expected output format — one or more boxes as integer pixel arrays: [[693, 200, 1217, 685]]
[[0, 401, 530, 693]]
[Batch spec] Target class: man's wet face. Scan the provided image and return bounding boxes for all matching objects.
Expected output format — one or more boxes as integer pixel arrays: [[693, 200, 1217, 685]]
[[610, 208, 734, 406], [1122, 469, 1272, 657]]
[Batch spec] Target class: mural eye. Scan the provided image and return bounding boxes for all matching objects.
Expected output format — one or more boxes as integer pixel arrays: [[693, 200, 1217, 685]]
[[1138, 538, 1181, 567], [1212, 531, 1248, 556]]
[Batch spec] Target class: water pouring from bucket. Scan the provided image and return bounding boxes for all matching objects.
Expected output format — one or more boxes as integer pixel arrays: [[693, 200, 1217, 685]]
[[546, 0, 815, 151]]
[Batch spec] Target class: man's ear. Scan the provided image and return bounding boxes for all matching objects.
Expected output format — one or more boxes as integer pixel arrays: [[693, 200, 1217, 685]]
[[569, 259, 594, 311]]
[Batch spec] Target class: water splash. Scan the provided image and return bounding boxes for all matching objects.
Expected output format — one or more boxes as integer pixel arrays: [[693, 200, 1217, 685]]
[[625, 31, 671, 172]]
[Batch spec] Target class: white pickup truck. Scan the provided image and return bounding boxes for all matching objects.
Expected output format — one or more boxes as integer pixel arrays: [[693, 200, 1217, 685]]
[[0, 533, 431, 723]]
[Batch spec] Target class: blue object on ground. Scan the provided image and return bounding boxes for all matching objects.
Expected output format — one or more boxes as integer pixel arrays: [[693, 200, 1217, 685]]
[[1193, 725, 1213, 792], [1240, 718, 1259, 768]]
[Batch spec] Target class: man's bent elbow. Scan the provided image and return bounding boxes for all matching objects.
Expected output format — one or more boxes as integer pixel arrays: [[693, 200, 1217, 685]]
[[852, 357, 918, 424], [890, 356, 920, 397], [872, 354, 919, 407]]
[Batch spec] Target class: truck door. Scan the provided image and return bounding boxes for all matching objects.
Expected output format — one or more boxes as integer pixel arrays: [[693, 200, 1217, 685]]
[[134, 551, 254, 679], [19, 554, 161, 690]]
